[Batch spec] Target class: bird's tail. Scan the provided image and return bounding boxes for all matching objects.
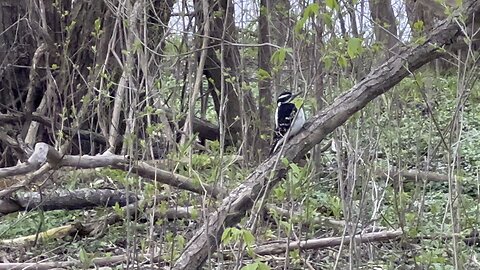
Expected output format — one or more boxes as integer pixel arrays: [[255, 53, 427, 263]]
[[269, 132, 284, 156]]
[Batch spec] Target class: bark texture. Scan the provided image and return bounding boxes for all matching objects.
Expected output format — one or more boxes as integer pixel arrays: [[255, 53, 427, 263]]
[[258, 0, 273, 158], [255, 230, 402, 255], [0, 189, 138, 215]]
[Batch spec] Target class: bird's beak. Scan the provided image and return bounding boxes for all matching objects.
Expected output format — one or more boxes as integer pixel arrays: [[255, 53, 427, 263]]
[[292, 92, 302, 99]]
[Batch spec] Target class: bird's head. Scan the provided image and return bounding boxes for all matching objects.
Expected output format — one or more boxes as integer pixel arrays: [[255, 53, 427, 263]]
[[277, 91, 301, 105]]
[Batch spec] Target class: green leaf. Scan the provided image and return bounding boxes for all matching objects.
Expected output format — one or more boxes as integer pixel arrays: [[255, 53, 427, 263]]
[[221, 228, 233, 243], [326, 0, 338, 10], [304, 3, 320, 17], [323, 55, 333, 70], [413, 20, 424, 32], [190, 207, 199, 220], [294, 17, 308, 34], [347, 37, 363, 59], [322, 13, 333, 29], [290, 163, 300, 176], [338, 55, 347, 68], [293, 98, 304, 108], [94, 18, 101, 33], [242, 230, 255, 246], [271, 48, 291, 67], [241, 262, 259, 270], [241, 261, 270, 270], [257, 68, 271, 80], [257, 262, 271, 270], [295, 3, 319, 34], [281, 157, 290, 167], [79, 247, 92, 268]]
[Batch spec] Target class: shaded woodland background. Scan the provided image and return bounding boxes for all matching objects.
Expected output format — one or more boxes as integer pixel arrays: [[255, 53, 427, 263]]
[[1, 0, 480, 269]]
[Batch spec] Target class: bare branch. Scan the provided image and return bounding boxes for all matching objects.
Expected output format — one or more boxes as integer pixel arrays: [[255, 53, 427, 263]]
[[254, 230, 403, 255], [0, 141, 223, 200], [113, 162, 226, 199], [0, 143, 128, 199], [377, 169, 449, 182], [0, 143, 128, 179]]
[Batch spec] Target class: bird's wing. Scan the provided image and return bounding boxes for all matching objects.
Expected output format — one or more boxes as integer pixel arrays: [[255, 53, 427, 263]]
[[276, 103, 297, 131], [270, 104, 298, 155]]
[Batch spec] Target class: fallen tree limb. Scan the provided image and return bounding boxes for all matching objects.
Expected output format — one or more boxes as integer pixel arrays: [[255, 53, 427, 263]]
[[1, 203, 195, 246], [0, 253, 147, 269], [163, 109, 220, 142], [377, 169, 449, 182], [0, 262, 74, 270], [0, 128, 32, 162], [0, 188, 138, 215], [0, 142, 222, 200], [265, 204, 365, 232], [254, 230, 403, 256], [155, 205, 197, 220], [0, 143, 128, 179], [114, 162, 226, 199], [0, 144, 129, 199], [172, 2, 480, 268], [0, 224, 81, 246]]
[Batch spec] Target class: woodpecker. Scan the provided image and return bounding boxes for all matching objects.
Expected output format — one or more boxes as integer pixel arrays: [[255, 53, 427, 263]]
[[269, 91, 306, 155]]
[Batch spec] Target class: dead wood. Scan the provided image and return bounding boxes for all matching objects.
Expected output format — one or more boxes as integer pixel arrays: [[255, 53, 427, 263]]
[[377, 169, 449, 182], [0, 251, 158, 269], [266, 204, 352, 231], [1, 203, 195, 247], [171, 2, 480, 268], [0, 142, 223, 200], [156, 205, 197, 220], [113, 162, 226, 199], [0, 262, 74, 270], [0, 254, 143, 269], [163, 108, 220, 142], [0, 224, 81, 246], [0, 188, 138, 215], [254, 230, 403, 256], [0, 144, 128, 199], [0, 143, 128, 179], [0, 109, 221, 153]]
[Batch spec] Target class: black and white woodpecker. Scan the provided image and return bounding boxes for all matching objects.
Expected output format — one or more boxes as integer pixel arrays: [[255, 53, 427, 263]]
[[269, 91, 306, 155]]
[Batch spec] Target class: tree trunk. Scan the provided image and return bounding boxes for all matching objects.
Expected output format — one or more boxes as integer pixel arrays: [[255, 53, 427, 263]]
[[199, 0, 258, 160], [369, 0, 398, 55], [258, 0, 273, 159], [270, 0, 292, 97], [0, 0, 34, 166]]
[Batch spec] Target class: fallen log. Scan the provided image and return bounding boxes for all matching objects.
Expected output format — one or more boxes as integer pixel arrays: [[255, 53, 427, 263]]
[[377, 169, 449, 182], [0, 188, 138, 215], [0, 204, 196, 246], [113, 162, 226, 199], [254, 230, 403, 256]]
